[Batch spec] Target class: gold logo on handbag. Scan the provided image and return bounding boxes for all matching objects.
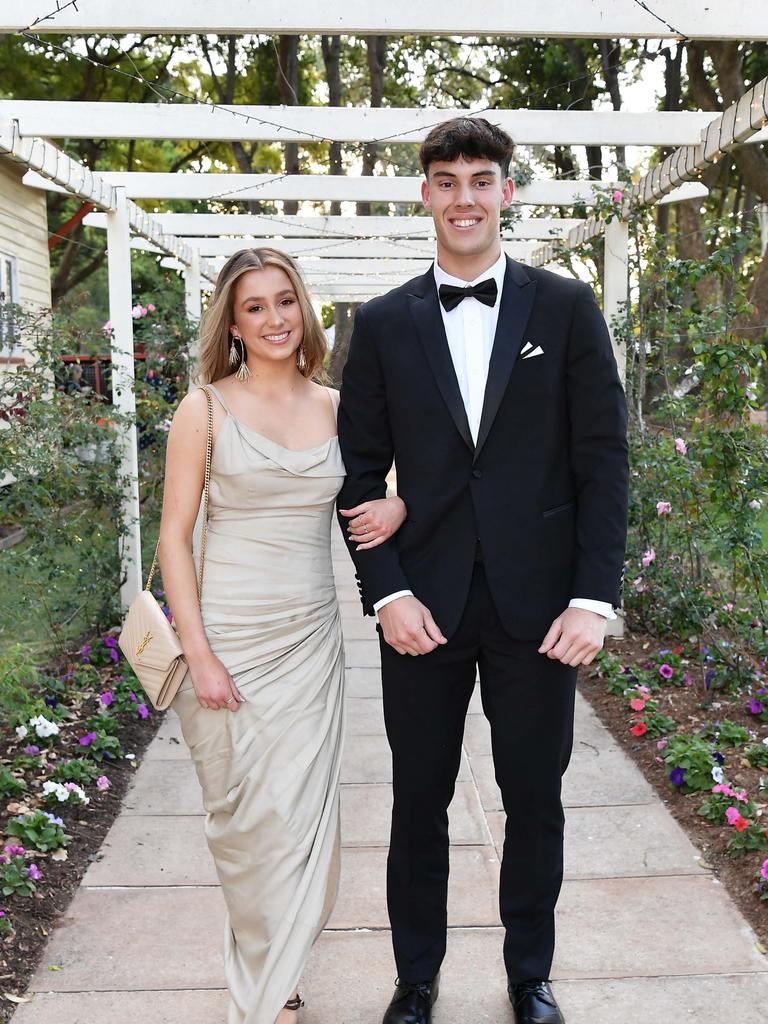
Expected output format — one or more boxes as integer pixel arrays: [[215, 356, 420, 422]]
[[135, 631, 153, 657]]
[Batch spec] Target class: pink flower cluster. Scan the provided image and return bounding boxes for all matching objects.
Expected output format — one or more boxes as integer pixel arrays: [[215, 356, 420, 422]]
[[724, 806, 749, 832], [712, 783, 748, 802], [131, 302, 156, 319]]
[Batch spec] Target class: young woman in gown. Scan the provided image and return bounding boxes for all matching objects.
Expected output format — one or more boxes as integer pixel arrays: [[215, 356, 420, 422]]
[[158, 248, 405, 1024]]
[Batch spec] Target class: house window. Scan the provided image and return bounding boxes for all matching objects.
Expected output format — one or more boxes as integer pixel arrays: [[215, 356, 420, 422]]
[[0, 252, 21, 357]]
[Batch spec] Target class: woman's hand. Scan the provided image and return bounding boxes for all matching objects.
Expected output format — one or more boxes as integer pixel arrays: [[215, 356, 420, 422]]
[[188, 650, 244, 711], [340, 495, 408, 550]]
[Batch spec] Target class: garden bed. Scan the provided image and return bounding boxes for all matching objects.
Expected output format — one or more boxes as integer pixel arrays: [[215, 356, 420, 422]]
[[581, 632, 768, 950], [0, 640, 159, 1019]]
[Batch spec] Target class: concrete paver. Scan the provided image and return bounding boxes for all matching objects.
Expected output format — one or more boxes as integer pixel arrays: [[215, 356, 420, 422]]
[[14, 539, 768, 1023], [487, 803, 708, 879], [83, 815, 215, 887]]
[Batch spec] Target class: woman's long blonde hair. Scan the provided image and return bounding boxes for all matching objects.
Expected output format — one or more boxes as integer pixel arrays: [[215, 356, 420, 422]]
[[195, 248, 328, 384]]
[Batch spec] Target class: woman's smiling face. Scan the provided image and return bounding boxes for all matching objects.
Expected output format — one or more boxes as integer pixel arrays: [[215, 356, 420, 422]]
[[230, 265, 305, 369]]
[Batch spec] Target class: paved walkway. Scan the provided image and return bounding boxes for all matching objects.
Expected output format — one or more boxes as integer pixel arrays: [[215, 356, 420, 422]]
[[15, 531, 768, 1023]]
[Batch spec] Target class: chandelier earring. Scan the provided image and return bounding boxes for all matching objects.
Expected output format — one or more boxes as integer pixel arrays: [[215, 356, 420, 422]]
[[296, 343, 307, 374], [229, 332, 251, 382]]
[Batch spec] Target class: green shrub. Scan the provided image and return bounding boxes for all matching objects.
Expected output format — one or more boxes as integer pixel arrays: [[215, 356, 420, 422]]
[[0, 765, 27, 799], [5, 810, 71, 852]]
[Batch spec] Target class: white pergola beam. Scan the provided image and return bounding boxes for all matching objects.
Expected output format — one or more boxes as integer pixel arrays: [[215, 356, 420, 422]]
[[23, 171, 707, 207], [7, 101, 768, 148], [85, 212, 584, 241], [4, 1, 765, 40], [0, 119, 217, 278], [529, 75, 768, 267], [130, 236, 538, 260]]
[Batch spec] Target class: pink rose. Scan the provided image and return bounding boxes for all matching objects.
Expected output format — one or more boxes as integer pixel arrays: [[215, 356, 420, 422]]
[[641, 548, 656, 568], [656, 501, 672, 515], [674, 437, 687, 455]]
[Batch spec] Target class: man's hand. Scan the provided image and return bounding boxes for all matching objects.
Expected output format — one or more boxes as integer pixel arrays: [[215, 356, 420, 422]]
[[539, 607, 607, 666], [378, 595, 448, 656]]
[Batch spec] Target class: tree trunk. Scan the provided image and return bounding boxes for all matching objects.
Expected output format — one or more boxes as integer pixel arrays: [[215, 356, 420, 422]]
[[328, 302, 355, 387], [321, 35, 344, 216], [358, 36, 387, 217], [278, 35, 301, 215], [598, 40, 626, 172], [701, 42, 768, 335]]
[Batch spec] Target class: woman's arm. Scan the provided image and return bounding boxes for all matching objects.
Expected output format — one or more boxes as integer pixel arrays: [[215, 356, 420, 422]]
[[340, 495, 407, 551], [158, 390, 243, 712]]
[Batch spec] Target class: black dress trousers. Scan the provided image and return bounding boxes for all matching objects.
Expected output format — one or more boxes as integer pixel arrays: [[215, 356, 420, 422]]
[[379, 560, 577, 984]]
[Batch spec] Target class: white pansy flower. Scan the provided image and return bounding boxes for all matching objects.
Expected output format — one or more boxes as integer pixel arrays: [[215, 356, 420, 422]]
[[15, 724, 28, 739], [711, 765, 724, 784], [42, 781, 69, 802], [29, 715, 60, 738], [42, 780, 89, 805]]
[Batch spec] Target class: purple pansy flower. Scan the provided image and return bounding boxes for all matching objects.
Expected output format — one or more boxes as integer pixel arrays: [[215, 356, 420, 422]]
[[659, 664, 674, 680], [748, 697, 764, 715], [669, 767, 686, 787], [22, 744, 40, 756], [99, 691, 114, 708], [137, 703, 149, 720], [26, 864, 42, 881], [80, 644, 92, 663], [79, 731, 97, 747]]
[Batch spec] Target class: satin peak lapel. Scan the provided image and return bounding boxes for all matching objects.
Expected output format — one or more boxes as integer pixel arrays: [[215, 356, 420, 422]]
[[474, 259, 537, 461], [408, 276, 473, 452]]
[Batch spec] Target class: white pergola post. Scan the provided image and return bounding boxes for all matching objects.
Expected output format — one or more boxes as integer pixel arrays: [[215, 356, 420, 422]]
[[184, 248, 202, 323], [107, 187, 142, 609], [183, 248, 203, 381], [603, 216, 630, 381], [603, 216, 629, 639]]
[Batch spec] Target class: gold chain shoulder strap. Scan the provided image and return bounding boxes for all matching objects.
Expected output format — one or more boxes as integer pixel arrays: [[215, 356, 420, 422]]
[[145, 385, 214, 605]]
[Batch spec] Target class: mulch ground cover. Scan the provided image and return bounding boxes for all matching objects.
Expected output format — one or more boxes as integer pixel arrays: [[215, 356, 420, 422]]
[[0, 647, 160, 1021], [580, 631, 768, 951]]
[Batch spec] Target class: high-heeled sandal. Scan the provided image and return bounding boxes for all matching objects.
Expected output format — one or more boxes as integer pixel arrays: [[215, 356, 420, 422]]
[[284, 994, 304, 1011]]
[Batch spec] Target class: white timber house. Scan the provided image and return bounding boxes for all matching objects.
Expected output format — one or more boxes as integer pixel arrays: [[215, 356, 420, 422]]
[[0, 153, 52, 366]]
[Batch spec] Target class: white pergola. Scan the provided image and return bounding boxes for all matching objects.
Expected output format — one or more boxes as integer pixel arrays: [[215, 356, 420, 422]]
[[2, 2, 768, 611]]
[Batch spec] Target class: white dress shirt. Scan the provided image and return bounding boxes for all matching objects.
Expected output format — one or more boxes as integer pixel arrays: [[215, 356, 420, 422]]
[[373, 252, 614, 621]]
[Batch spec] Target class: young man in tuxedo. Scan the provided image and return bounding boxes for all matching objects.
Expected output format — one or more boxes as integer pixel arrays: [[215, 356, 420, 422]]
[[337, 117, 628, 1024]]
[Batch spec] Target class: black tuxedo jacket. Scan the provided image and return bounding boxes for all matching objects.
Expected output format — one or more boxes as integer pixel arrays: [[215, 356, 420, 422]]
[[336, 257, 629, 641]]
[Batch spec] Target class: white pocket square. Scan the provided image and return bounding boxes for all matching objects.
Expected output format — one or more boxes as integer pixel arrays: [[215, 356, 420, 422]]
[[522, 344, 544, 359]]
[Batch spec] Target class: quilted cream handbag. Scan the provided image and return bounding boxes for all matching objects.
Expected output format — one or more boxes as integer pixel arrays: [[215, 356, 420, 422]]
[[118, 387, 213, 710]]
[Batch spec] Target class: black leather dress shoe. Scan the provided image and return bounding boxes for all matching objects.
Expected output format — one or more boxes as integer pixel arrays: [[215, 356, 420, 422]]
[[382, 973, 440, 1024], [507, 980, 564, 1024]]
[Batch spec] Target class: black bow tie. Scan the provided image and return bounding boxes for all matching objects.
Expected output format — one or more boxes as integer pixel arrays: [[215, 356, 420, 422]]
[[438, 278, 498, 312]]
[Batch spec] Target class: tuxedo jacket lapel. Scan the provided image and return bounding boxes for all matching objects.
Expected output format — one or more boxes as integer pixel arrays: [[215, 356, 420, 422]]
[[474, 258, 537, 461], [408, 269, 474, 453]]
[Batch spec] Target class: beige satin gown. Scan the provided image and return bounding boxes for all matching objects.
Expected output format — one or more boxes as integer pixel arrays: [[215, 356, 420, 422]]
[[172, 382, 346, 1024]]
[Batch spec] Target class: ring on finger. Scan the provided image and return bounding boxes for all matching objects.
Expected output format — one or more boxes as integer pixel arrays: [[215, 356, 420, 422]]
[[362, 524, 369, 534], [225, 697, 234, 704]]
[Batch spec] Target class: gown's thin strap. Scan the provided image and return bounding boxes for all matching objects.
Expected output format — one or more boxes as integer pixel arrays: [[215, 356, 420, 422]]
[[205, 382, 234, 417], [325, 386, 340, 418]]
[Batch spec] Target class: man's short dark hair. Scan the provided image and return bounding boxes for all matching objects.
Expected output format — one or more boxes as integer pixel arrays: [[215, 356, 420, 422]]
[[419, 117, 515, 178]]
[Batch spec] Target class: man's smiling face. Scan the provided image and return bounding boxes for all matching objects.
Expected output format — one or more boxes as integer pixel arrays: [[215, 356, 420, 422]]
[[421, 157, 514, 275]]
